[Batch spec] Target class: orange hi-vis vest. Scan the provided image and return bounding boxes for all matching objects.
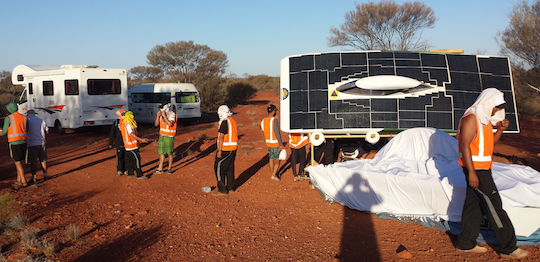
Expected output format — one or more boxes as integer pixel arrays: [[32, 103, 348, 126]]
[[159, 113, 177, 137], [261, 116, 279, 147], [289, 133, 308, 149], [121, 123, 139, 150], [458, 113, 494, 170], [7, 112, 27, 143], [220, 117, 238, 151]]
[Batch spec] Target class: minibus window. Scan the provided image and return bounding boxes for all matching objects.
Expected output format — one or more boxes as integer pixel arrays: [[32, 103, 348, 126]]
[[176, 92, 199, 103]]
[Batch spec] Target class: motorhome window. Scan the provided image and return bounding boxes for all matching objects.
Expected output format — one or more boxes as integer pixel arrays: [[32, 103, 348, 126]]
[[19, 90, 27, 104], [131, 92, 171, 103], [87, 79, 121, 95], [175, 92, 200, 103], [29, 83, 33, 95], [65, 80, 79, 95], [43, 81, 54, 96]]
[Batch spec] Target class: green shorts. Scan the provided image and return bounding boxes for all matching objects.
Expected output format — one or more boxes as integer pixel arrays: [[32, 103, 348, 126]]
[[267, 146, 280, 160], [158, 136, 175, 155]]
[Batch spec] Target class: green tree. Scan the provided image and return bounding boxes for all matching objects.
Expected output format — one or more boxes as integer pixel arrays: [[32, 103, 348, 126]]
[[328, 0, 437, 51], [497, 0, 540, 68], [146, 40, 228, 83], [0, 71, 23, 116], [128, 66, 163, 85], [512, 67, 540, 119]]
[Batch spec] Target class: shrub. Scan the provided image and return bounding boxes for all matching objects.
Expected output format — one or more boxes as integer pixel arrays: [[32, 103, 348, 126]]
[[20, 227, 40, 250], [65, 224, 80, 241], [197, 131, 207, 142], [41, 238, 56, 256], [0, 192, 16, 225], [7, 215, 29, 231], [513, 67, 540, 119], [225, 82, 257, 106]]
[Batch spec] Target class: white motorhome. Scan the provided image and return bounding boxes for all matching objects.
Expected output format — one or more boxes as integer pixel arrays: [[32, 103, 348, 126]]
[[12, 65, 128, 133], [128, 83, 201, 123]]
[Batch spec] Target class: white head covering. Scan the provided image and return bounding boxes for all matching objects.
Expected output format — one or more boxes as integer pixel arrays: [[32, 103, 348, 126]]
[[464, 88, 506, 126], [218, 105, 232, 121]]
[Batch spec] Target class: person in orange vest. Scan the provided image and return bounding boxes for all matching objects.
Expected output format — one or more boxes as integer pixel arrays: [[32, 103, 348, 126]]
[[1, 103, 28, 188], [153, 102, 177, 174], [121, 111, 150, 180], [288, 133, 308, 182], [261, 104, 285, 181], [456, 88, 527, 259], [109, 109, 126, 176], [213, 105, 238, 196]]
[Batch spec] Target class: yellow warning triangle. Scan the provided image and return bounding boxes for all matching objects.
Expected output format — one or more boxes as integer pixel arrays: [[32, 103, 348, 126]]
[[331, 90, 339, 98]]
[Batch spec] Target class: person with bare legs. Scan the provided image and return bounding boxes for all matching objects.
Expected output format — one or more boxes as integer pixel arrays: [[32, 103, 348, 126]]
[[1, 103, 28, 188], [154, 102, 177, 174], [261, 104, 284, 181]]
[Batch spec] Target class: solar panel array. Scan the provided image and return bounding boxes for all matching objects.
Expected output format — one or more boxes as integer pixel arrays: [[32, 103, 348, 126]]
[[286, 51, 518, 132]]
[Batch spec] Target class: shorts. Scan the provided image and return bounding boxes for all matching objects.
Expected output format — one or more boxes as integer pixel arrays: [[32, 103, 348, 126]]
[[27, 144, 47, 163], [158, 135, 175, 155], [9, 143, 27, 162], [267, 146, 280, 160]]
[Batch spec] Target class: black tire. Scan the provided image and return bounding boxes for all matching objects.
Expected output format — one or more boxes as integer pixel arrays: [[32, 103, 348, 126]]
[[55, 120, 64, 134]]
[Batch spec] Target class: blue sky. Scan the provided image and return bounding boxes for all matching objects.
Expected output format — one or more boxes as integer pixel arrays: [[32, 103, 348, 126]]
[[0, 0, 518, 77]]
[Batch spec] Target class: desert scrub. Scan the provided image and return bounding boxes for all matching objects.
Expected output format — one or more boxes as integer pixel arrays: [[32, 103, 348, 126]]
[[65, 224, 80, 241], [197, 131, 207, 142], [41, 238, 56, 256], [0, 192, 15, 225], [7, 214, 29, 231], [20, 227, 40, 250]]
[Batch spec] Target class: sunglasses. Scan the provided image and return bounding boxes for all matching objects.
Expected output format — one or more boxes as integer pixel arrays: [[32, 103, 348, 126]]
[[495, 103, 506, 109]]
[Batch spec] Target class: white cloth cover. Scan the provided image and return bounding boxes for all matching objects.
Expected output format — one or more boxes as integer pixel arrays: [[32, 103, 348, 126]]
[[306, 128, 540, 237]]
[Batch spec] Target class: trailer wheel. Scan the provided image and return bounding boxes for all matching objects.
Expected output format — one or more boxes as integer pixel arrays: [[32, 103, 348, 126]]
[[55, 120, 65, 134]]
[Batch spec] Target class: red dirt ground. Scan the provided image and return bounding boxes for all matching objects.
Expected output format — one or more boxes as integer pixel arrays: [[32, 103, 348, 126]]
[[0, 91, 539, 261]]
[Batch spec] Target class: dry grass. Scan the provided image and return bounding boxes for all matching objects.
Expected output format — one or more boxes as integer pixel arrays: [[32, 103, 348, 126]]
[[41, 238, 56, 256], [20, 227, 40, 250], [65, 224, 80, 241], [7, 215, 29, 231]]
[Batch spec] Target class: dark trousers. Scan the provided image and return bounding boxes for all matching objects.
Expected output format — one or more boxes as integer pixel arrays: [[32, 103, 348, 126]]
[[457, 168, 517, 255], [290, 146, 306, 177], [116, 146, 126, 173], [214, 150, 236, 193], [125, 149, 143, 177]]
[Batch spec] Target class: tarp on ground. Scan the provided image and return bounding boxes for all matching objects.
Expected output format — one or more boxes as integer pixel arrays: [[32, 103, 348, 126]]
[[306, 128, 540, 242]]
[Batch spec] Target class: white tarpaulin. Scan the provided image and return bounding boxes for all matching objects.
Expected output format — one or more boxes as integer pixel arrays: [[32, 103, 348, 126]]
[[306, 128, 540, 237]]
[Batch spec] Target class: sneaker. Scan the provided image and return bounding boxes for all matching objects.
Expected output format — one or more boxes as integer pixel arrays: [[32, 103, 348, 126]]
[[117, 171, 123, 176], [294, 176, 304, 182], [456, 245, 488, 253], [153, 169, 164, 174], [271, 176, 281, 181], [127, 175, 136, 179], [167, 169, 173, 174], [136, 176, 149, 180], [501, 248, 528, 258]]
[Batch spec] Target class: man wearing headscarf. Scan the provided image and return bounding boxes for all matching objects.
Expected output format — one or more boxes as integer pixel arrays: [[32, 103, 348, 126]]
[[456, 88, 527, 258], [1, 103, 28, 187], [213, 105, 238, 196], [121, 111, 150, 179], [153, 102, 177, 174], [26, 109, 49, 183], [109, 109, 126, 176]]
